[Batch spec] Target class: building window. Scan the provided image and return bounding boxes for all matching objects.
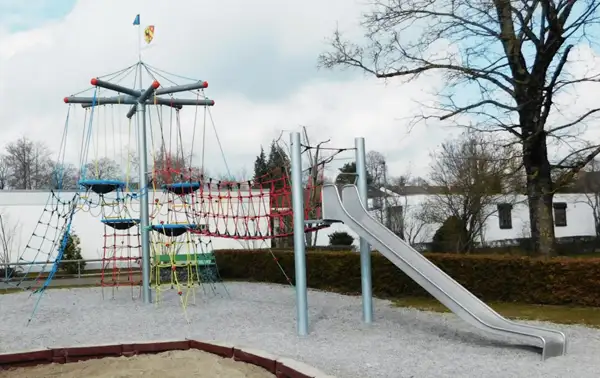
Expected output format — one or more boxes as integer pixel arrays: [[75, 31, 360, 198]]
[[497, 203, 513, 229], [386, 205, 404, 239], [372, 196, 384, 210], [553, 202, 567, 227]]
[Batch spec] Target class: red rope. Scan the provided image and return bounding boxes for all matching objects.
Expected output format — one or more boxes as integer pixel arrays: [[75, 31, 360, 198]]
[[154, 165, 327, 240], [100, 224, 142, 288]]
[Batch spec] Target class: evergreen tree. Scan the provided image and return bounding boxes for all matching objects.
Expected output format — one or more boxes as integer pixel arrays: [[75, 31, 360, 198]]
[[267, 141, 290, 170], [335, 162, 373, 186], [60, 231, 85, 275], [253, 146, 269, 186], [266, 141, 290, 190]]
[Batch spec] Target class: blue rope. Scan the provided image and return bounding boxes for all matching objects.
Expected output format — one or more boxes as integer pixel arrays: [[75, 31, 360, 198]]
[[80, 88, 98, 181], [26, 87, 101, 324], [28, 198, 77, 324], [54, 107, 72, 190]]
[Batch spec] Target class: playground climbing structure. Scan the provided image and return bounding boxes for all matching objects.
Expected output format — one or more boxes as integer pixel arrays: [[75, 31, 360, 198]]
[[4, 61, 335, 323]]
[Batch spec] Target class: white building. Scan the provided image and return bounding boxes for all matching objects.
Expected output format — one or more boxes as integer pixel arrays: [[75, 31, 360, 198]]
[[0, 189, 271, 269], [1, 187, 598, 268], [316, 187, 600, 249]]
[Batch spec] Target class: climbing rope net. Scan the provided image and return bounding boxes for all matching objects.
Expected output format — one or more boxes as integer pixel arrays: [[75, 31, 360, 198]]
[[3, 62, 348, 323]]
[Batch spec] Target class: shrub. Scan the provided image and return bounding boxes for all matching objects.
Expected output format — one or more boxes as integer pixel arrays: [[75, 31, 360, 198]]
[[431, 216, 469, 253], [60, 231, 85, 275], [0, 266, 18, 281], [215, 249, 600, 307], [328, 231, 354, 247]]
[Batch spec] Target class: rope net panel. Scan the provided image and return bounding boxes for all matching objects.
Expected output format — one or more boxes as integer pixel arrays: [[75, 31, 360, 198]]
[[152, 167, 326, 241], [78, 184, 144, 299], [100, 220, 142, 296], [8, 192, 77, 294], [150, 178, 230, 319]]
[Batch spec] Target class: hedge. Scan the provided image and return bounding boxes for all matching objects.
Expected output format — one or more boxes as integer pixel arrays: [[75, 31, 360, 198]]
[[215, 249, 600, 307]]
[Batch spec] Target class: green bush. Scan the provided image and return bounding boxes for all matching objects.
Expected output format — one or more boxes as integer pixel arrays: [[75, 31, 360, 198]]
[[328, 231, 354, 247], [431, 216, 470, 253], [215, 249, 600, 307], [60, 231, 85, 275]]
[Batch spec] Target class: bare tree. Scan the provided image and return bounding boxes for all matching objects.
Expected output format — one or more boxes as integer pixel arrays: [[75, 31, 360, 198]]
[[0, 155, 10, 189], [5, 137, 53, 189], [300, 127, 333, 248], [402, 201, 431, 246], [386, 175, 433, 245], [319, 1, 600, 256], [84, 157, 122, 180], [578, 159, 600, 237], [48, 162, 79, 190], [0, 213, 21, 280], [379, 186, 427, 245], [272, 128, 332, 247], [421, 133, 521, 253], [366, 150, 387, 187]]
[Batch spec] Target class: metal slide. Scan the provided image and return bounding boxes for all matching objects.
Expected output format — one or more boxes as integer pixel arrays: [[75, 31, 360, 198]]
[[321, 184, 567, 360]]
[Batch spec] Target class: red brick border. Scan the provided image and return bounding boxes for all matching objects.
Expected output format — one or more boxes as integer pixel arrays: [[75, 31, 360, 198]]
[[0, 339, 335, 378]]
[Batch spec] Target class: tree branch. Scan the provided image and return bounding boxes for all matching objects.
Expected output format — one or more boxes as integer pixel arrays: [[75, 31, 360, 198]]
[[539, 44, 573, 126], [547, 107, 600, 136]]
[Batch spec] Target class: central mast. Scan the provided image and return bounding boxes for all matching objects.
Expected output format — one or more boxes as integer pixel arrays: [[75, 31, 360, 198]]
[[64, 70, 214, 304]]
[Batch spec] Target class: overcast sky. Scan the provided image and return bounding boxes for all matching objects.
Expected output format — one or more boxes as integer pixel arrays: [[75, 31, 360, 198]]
[[0, 0, 599, 182]]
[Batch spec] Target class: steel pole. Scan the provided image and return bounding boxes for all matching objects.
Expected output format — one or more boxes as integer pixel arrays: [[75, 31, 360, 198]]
[[137, 101, 152, 303], [290, 131, 309, 336], [355, 137, 373, 323]]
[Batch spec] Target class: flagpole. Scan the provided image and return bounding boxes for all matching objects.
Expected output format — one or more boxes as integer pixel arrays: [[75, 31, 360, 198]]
[[133, 14, 142, 89], [133, 13, 150, 303], [138, 25, 142, 65], [137, 22, 142, 89]]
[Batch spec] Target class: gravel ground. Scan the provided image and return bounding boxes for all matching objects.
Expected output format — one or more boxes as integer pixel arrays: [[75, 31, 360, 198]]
[[0, 282, 599, 378]]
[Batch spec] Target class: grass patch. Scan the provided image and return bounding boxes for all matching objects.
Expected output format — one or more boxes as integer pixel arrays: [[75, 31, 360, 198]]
[[393, 296, 600, 328]]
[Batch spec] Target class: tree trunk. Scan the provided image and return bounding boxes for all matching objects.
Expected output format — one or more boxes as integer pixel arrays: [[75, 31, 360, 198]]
[[525, 186, 555, 256], [523, 132, 556, 257]]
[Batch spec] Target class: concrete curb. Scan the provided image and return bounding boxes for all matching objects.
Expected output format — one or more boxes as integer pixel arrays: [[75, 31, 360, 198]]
[[0, 339, 336, 378]]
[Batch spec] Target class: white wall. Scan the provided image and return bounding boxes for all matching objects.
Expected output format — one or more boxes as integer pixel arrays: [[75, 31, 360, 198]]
[[313, 195, 437, 248], [482, 193, 597, 241], [0, 189, 271, 268], [3, 190, 597, 268], [314, 193, 598, 248]]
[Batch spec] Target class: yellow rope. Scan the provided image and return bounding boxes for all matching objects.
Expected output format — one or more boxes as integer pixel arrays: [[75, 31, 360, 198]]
[[104, 103, 108, 163], [93, 95, 101, 178], [149, 105, 159, 193], [145, 104, 204, 322], [118, 95, 124, 185], [150, 209, 197, 321], [125, 118, 132, 190]]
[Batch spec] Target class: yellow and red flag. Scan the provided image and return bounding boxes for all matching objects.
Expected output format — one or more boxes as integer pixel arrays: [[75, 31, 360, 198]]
[[144, 25, 155, 44]]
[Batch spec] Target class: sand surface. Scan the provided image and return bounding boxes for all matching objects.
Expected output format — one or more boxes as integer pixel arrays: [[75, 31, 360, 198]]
[[0, 349, 275, 378], [2, 283, 599, 377]]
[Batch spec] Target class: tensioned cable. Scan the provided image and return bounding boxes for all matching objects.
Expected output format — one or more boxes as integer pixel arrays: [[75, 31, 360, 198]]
[[68, 64, 138, 97]]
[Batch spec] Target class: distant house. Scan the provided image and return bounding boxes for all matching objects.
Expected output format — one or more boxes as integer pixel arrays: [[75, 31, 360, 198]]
[[315, 181, 600, 249]]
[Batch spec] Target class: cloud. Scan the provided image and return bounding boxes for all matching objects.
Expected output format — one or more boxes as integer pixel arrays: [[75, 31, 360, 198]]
[[0, 0, 456, 182], [1, 0, 599, 186]]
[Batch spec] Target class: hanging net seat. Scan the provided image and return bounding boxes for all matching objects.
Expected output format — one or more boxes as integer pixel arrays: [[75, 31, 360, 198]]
[[163, 182, 201, 195], [151, 223, 200, 237], [101, 218, 140, 230], [79, 179, 126, 195]]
